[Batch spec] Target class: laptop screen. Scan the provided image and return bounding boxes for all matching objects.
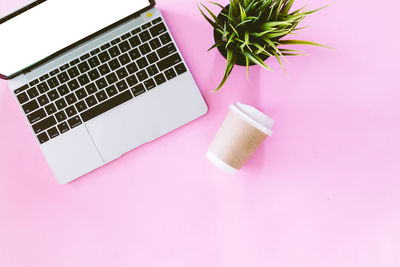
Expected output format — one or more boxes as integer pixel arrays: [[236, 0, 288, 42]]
[[0, 0, 152, 79]]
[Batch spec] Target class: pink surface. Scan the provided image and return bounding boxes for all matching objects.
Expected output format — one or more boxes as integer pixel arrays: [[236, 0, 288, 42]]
[[1, 0, 400, 266]]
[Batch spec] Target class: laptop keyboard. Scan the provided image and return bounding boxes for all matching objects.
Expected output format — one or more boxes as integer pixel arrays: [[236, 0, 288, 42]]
[[13, 17, 188, 144]]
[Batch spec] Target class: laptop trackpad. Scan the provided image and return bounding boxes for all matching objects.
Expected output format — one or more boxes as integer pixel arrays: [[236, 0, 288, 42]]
[[86, 97, 162, 162]]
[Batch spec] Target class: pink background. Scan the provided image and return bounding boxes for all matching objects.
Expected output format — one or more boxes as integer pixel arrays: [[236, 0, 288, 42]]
[[1, 0, 400, 266]]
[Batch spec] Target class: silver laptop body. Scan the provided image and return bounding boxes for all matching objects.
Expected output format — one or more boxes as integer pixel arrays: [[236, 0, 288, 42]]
[[1, 1, 207, 183]]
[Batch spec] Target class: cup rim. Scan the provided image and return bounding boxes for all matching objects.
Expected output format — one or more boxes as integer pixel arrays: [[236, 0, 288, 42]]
[[230, 102, 274, 136]]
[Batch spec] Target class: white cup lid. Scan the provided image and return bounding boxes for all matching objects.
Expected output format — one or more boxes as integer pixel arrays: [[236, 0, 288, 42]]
[[230, 102, 274, 136]]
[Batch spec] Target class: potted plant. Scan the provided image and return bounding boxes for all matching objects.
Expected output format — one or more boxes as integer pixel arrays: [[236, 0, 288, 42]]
[[198, 0, 329, 90]]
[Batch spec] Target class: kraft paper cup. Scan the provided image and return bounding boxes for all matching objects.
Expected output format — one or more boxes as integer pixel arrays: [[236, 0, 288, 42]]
[[207, 102, 274, 174]]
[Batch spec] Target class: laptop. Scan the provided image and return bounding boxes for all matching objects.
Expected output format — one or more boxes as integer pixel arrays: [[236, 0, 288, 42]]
[[0, 0, 208, 184]]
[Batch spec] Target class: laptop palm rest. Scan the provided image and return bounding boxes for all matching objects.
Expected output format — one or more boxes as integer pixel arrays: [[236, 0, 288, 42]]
[[86, 75, 208, 163], [86, 92, 163, 163]]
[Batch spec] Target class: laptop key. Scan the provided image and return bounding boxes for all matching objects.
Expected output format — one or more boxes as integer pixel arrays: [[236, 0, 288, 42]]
[[139, 43, 151, 55], [175, 63, 187, 75], [58, 84, 69, 96], [45, 103, 57, 115], [68, 116, 82, 129], [139, 30, 151, 42], [159, 33, 172, 44], [129, 48, 141, 61], [137, 57, 148, 69], [65, 106, 77, 117], [118, 53, 131, 66], [116, 67, 128, 80], [149, 38, 162, 50], [39, 74, 49, 81], [57, 72, 70, 84], [55, 110, 67, 123], [17, 92, 29, 104], [136, 70, 148, 81], [60, 63, 69, 71], [37, 95, 50, 106], [37, 132, 49, 144], [46, 128, 60, 140], [14, 84, 29, 95], [149, 23, 167, 37], [143, 78, 156, 90], [29, 79, 39, 87], [48, 127, 60, 139], [147, 52, 158, 64], [111, 37, 121, 45], [85, 95, 98, 107], [27, 87, 39, 99], [55, 98, 67, 110], [49, 69, 60, 76], [157, 53, 182, 71], [157, 43, 177, 59], [118, 41, 131, 53], [116, 80, 129, 91], [128, 35, 141, 48], [66, 79, 79, 91], [47, 77, 59, 89], [70, 58, 80, 66], [27, 108, 46, 124], [106, 85, 118, 97], [147, 65, 159, 76], [48, 89, 60, 101], [22, 99, 39, 114], [165, 68, 177, 80], [96, 78, 107, 90], [81, 90, 133, 122], [78, 61, 90, 73], [132, 84, 146, 97], [78, 74, 90, 86], [90, 48, 100, 56], [100, 43, 111, 51], [131, 27, 141, 35], [88, 69, 100, 81], [126, 75, 138, 87], [126, 62, 138, 74], [98, 63, 111, 75], [121, 32, 131, 40], [80, 53, 90, 61], [106, 73, 118, 84], [88, 56, 100, 68], [57, 122, 69, 134], [86, 83, 97, 95], [95, 90, 107, 102], [32, 116, 56, 134], [142, 22, 152, 30], [76, 88, 87, 100], [75, 100, 88, 112], [152, 17, 162, 25], [37, 82, 49, 94], [65, 93, 78, 105], [67, 67, 80, 78], [154, 73, 166, 85], [98, 51, 111, 63], [108, 46, 121, 58], [109, 58, 121, 71]]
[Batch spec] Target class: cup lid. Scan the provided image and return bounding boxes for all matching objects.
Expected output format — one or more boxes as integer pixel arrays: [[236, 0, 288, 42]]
[[230, 102, 274, 136]]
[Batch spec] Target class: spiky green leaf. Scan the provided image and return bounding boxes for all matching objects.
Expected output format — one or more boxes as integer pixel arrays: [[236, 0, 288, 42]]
[[279, 39, 332, 48], [244, 52, 272, 71]]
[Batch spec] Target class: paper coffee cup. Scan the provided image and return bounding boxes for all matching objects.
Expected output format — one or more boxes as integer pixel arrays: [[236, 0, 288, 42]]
[[207, 102, 274, 174]]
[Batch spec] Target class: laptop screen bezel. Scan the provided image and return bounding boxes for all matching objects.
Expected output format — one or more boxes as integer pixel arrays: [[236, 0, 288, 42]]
[[0, 0, 156, 80]]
